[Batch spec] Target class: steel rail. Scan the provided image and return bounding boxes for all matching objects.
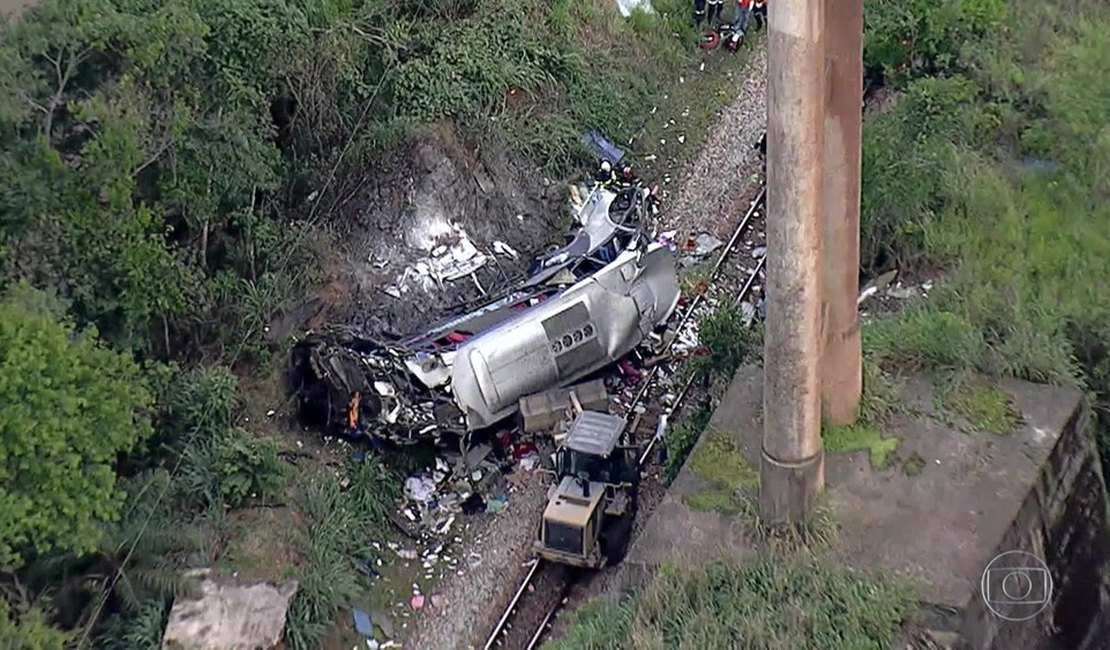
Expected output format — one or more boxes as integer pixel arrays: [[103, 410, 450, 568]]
[[525, 594, 566, 650], [483, 559, 544, 650], [623, 187, 767, 422]]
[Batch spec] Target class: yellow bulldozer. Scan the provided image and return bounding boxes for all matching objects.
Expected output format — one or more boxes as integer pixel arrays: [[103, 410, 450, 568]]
[[533, 411, 640, 568]]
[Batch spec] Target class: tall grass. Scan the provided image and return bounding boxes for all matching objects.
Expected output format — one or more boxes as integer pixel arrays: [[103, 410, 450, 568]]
[[545, 559, 915, 650], [284, 458, 399, 649], [859, 0, 1110, 473]]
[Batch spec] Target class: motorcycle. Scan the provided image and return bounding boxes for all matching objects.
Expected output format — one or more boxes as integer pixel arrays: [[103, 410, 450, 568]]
[[699, 21, 745, 52]]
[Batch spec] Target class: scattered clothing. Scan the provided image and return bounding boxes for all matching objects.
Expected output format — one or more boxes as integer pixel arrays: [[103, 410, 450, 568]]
[[353, 610, 373, 637]]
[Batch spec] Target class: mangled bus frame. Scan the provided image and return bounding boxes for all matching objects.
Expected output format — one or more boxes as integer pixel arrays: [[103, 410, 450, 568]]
[[290, 241, 680, 443]]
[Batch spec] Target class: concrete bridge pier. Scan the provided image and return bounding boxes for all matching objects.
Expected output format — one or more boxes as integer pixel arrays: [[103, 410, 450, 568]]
[[760, 0, 828, 525]]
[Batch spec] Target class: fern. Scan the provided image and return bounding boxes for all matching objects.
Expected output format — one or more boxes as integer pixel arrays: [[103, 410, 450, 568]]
[[96, 598, 168, 650]]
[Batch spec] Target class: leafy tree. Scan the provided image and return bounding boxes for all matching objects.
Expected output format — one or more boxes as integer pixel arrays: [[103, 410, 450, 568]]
[[0, 283, 153, 568]]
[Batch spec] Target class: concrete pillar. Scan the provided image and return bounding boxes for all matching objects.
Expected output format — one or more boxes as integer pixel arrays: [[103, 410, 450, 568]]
[[761, 0, 826, 525], [820, 0, 864, 427]]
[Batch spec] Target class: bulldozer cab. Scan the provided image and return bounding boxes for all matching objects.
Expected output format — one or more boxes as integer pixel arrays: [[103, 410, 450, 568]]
[[556, 411, 638, 484], [535, 411, 640, 568], [554, 445, 638, 486]]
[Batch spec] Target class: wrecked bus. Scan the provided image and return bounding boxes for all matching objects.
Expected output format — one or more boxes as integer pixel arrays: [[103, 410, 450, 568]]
[[290, 241, 680, 443]]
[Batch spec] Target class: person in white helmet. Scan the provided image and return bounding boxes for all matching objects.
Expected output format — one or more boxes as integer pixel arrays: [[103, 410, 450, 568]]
[[594, 159, 617, 187]]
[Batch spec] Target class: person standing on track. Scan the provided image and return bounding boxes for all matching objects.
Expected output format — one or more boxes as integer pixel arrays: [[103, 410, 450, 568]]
[[734, 0, 752, 35], [693, 0, 707, 27], [752, 0, 767, 32], [707, 0, 723, 26]]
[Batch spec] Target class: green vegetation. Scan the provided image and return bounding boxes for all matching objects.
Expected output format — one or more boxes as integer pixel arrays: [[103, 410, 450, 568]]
[[823, 424, 900, 469], [663, 406, 712, 483], [933, 373, 1023, 435], [544, 559, 916, 650], [0, 598, 71, 649], [683, 427, 757, 515], [0, 283, 153, 568], [560, 1, 1110, 647], [285, 460, 398, 650], [0, 0, 745, 644], [824, 359, 904, 470], [903, 452, 927, 477], [858, 0, 1110, 478], [689, 305, 759, 383]]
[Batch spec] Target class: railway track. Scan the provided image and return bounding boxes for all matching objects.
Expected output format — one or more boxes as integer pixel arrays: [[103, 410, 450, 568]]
[[483, 186, 768, 650]]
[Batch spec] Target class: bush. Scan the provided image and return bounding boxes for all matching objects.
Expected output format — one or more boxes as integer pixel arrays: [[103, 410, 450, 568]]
[[151, 365, 286, 509], [95, 598, 168, 650], [864, 0, 1006, 84], [0, 598, 71, 650], [663, 407, 712, 483], [285, 458, 397, 649], [0, 283, 153, 568], [859, 76, 996, 273], [690, 306, 757, 383], [179, 428, 286, 509]]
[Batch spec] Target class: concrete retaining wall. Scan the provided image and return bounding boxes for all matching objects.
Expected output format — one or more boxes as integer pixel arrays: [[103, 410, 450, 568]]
[[960, 406, 1110, 649]]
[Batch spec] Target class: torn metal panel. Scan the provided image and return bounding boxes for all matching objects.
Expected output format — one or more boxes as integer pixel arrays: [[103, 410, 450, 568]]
[[289, 327, 449, 444], [524, 184, 656, 288]]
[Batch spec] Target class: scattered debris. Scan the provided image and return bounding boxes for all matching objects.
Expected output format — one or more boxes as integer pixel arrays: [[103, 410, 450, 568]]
[[292, 243, 679, 439], [686, 233, 724, 257]]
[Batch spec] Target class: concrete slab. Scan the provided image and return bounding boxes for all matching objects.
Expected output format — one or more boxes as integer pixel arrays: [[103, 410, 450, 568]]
[[619, 364, 1109, 649], [827, 374, 1074, 606]]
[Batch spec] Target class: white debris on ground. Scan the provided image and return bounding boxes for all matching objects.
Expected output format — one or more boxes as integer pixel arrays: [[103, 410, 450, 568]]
[[617, 0, 654, 18], [857, 269, 938, 318], [382, 222, 510, 299], [656, 46, 768, 240], [398, 470, 550, 650]]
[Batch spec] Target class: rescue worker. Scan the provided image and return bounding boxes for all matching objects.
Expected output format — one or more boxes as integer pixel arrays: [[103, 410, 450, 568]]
[[752, 0, 767, 32], [693, 0, 707, 27], [594, 159, 617, 188], [734, 0, 752, 35], [618, 165, 638, 188], [707, 0, 723, 26], [756, 131, 767, 174]]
